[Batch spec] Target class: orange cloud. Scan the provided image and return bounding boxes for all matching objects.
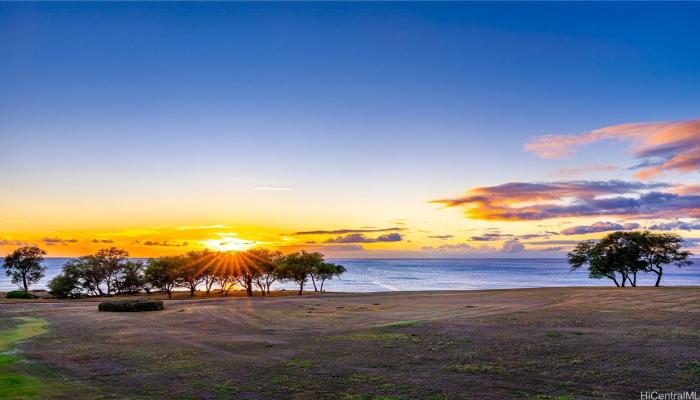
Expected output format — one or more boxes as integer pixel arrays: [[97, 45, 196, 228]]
[[526, 118, 700, 179]]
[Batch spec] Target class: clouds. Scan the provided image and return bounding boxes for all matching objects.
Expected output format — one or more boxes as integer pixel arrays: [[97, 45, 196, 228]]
[[648, 219, 700, 231], [422, 238, 527, 254], [470, 233, 504, 241], [526, 118, 700, 179], [422, 243, 477, 252], [556, 165, 618, 177], [92, 239, 114, 244], [320, 244, 364, 252], [277, 243, 365, 253], [42, 237, 78, 246], [501, 239, 525, 253], [138, 240, 189, 247], [427, 235, 454, 240], [0, 239, 29, 247], [560, 221, 640, 235], [431, 180, 700, 221], [293, 227, 403, 235], [325, 233, 402, 243]]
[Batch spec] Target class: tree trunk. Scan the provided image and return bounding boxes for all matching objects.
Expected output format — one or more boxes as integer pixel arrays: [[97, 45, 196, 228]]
[[22, 275, 28, 292], [167, 289, 172, 299], [320, 279, 325, 293], [632, 271, 637, 287], [654, 266, 663, 287], [609, 274, 620, 287], [254, 281, 265, 295], [298, 281, 304, 295], [190, 286, 196, 297], [310, 275, 318, 292]]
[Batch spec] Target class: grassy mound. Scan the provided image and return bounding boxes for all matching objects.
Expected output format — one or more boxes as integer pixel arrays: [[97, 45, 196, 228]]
[[98, 300, 164, 312], [5, 291, 38, 299]]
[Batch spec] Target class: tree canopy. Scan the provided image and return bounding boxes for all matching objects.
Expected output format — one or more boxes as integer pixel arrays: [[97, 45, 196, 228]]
[[568, 231, 692, 287], [2, 245, 47, 291], [5, 245, 346, 298]]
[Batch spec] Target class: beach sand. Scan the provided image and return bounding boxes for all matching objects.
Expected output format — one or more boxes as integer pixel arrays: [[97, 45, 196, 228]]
[[1, 287, 699, 399]]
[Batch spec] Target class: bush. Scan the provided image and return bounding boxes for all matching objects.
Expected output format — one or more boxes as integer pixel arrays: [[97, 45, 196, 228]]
[[98, 300, 164, 312], [5, 290, 38, 299], [48, 273, 79, 298]]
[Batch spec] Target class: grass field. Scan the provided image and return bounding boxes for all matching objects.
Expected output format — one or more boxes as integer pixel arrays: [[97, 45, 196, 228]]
[[1, 287, 699, 399]]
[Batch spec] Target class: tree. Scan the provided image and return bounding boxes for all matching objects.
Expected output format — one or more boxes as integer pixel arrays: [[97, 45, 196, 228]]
[[63, 256, 108, 296], [247, 248, 284, 295], [315, 263, 346, 292], [176, 252, 208, 297], [181, 250, 216, 295], [48, 273, 79, 299], [279, 251, 325, 295], [201, 265, 217, 295], [599, 231, 647, 287], [569, 230, 694, 287], [145, 256, 181, 298], [216, 267, 236, 296], [94, 247, 129, 295], [636, 231, 693, 287], [2, 246, 47, 292], [569, 239, 625, 287], [114, 261, 146, 294], [231, 251, 260, 297]]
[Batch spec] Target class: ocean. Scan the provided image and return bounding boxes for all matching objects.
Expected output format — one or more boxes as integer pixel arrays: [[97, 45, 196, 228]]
[[2, 258, 699, 292]]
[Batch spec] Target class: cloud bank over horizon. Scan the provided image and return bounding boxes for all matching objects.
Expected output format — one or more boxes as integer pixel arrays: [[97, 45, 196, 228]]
[[431, 180, 700, 221]]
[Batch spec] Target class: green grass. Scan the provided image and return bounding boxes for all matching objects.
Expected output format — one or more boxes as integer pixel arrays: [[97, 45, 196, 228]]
[[285, 358, 312, 368], [0, 317, 51, 399], [0, 317, 49, 352], [270, 375, 288, 385], [214, 383, 240, 394], [688, 361, 700, 375]]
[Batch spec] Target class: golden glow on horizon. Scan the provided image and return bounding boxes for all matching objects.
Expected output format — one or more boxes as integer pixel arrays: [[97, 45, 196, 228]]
[[202, 236, 257, 252]]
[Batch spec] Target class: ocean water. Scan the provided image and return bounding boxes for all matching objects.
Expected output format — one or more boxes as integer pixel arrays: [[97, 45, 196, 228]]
[[2, 258, 699, 292]]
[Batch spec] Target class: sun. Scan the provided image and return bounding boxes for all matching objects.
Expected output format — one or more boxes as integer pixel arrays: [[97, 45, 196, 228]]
[[202, 236, 257, 252]]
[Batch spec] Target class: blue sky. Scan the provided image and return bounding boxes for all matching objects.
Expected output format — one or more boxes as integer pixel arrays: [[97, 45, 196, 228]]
[[1, 2, 699, 257]]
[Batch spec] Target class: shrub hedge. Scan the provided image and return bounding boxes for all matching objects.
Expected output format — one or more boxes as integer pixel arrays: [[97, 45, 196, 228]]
[[6, 290, 38, 299], [98, 300, 164, 312]]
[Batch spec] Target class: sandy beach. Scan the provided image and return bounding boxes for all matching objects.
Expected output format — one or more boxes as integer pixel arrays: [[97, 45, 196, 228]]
[[1, 287, 699, 399]]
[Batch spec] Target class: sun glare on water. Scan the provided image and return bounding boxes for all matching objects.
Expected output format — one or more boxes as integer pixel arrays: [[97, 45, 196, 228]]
[[202, 236, 257, 252]]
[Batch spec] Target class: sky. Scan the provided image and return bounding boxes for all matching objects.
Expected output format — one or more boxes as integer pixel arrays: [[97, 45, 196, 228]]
[[1, 2, 700, 258]]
